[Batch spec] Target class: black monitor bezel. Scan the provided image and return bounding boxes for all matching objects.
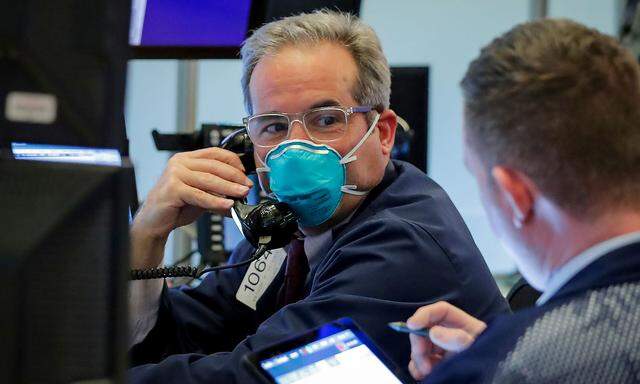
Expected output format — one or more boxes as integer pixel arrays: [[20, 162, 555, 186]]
[[0, 158, 131, 383]]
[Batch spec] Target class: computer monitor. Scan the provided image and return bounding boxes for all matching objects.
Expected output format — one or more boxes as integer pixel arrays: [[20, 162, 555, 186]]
[[11, 141, 139, 217], [130, 0, 253, 48], [0, 158, 131, 383], [130, 0, 261, 59], [388, 66, 430, 173], [11, 142, 123, 166], [130, 0, 362, 59], [0, 0, 130, 150]]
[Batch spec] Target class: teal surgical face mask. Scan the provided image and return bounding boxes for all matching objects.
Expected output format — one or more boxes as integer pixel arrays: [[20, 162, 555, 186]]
[[256, 113, 380, 228]]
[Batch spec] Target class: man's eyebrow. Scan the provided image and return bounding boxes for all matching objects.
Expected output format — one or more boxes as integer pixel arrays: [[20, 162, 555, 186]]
[[309, 99, 341, 109], [258, 100, 342, 115]]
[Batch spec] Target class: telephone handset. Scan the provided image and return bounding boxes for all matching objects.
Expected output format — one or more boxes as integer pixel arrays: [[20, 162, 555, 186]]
[[130, 129, 299, 280], [218, 127, 256, 174], [221, 129, 298, 250]]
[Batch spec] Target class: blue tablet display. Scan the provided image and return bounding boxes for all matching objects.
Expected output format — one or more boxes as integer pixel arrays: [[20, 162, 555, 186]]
[[258, 322, 403, 384]]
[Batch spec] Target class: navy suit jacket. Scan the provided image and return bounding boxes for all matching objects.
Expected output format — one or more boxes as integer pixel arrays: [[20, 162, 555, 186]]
[[129, 160, 508, 383], [425, 240, 640, 384]]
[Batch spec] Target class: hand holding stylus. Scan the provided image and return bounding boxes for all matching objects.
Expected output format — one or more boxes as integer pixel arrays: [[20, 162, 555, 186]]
[[406, 301, 487, 381]]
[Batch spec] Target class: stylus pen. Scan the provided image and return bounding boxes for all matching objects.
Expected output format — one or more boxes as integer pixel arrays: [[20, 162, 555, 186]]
[[388, 321, 430, 337]]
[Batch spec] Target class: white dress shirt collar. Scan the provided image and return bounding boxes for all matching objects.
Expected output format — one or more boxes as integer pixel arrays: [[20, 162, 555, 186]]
[[536, 230, 640, 305], [301, 210, 357, 270]]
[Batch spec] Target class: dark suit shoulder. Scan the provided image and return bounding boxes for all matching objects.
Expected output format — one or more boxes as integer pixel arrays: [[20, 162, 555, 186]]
[[426, 280, 640, 384]]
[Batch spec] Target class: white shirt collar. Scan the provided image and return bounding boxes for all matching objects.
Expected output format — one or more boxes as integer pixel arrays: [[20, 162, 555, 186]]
[[300, 210, 357, 269], [536, 230, 640, 305], [303, 229, 333, 266]]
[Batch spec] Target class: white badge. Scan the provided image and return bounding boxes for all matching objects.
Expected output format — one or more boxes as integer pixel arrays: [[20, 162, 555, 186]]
[[236, 248, 287, 310]]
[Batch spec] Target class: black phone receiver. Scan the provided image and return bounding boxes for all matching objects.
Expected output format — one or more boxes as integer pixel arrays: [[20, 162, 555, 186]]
[[231, 200, 298, 249], [221, 129, 299, 250], [130, 129, 299, 280], [220, 128, 256, 173]]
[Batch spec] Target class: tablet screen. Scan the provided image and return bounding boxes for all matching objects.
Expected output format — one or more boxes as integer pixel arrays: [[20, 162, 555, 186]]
[[259, 328, 403, 384]]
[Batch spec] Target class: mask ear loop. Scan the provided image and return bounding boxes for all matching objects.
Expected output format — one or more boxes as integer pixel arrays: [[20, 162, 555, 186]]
[[255, 146, 275, 174], [339, 112, 380, 166], [339, 112, 381, 196], [340, 185, 368, 195], [254, 146, 275, 197]]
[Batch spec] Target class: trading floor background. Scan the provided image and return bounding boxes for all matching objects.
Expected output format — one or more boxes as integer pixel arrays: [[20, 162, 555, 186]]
[[125, 0, 623, 279]]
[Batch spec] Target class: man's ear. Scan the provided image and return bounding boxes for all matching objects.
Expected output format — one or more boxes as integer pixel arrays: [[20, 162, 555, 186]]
[[376, 109, 397, 157], [491, 166, 536, 227]]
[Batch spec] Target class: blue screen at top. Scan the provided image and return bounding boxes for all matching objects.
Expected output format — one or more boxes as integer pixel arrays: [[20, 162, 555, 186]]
[[130, 0, 252, 47]]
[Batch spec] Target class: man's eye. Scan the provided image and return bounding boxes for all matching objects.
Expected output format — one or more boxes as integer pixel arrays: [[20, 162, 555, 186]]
[[313, 114, 339, 127], [262, 122, 288, 134]]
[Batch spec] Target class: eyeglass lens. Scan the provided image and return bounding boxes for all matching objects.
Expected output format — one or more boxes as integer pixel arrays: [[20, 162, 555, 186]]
[[247, 108, 348, 146]]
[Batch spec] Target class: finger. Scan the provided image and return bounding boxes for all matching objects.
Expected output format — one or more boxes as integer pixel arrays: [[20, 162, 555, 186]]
[[407, 301, 486, 336], [431, 343, 447, 356], [185, 147, 246, 171], [178, 184, 234, 214], [183, 158, 253, 187], [408, 359, 426, 381], [409, 332, 430, 356], [181, 170, 250, 199], [429, 325, 475, 353], [409, 333, 434, 377], [428, 354, 444, 372]]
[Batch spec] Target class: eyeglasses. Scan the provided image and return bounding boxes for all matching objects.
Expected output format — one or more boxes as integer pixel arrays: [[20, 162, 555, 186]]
[[243, 105, 373, 148]]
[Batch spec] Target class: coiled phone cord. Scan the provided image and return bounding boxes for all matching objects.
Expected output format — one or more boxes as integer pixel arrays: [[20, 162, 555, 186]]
[[130, 244, 268, 280]]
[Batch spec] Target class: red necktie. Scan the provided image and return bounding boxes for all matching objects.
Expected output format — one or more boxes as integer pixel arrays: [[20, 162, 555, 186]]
[[277, 239, 309, 308]]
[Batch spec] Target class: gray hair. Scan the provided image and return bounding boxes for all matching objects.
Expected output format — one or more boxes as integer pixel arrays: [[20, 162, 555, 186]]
[[240, 10, 391, 115]]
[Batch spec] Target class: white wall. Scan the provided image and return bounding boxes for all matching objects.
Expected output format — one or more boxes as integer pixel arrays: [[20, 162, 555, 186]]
[[124, 0, 622, 271], [196, 60, 247, 249], [549, 0, 622, 34], [361, 0, 530, 273], [196, 60, 245, 125], [125, 60, 178, 200], [125, 60, 179, 258]]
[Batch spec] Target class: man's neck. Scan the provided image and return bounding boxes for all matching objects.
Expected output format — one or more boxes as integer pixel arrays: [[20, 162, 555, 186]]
[[547, 210, 640, 273], [300, 194, 366, 236]]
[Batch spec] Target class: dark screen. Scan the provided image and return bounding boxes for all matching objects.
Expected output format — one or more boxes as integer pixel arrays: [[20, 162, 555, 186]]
[[0, 0, 129, 150]]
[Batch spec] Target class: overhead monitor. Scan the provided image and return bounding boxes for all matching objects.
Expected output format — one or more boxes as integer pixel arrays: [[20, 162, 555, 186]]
[[130, 0, 261, 59], [130, 0, 253, 48], [129, 0, 361, 59]]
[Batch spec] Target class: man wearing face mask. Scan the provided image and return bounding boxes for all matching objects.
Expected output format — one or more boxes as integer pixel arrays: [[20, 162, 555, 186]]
[[407, 19, 640, 383], [127, 11, 508, 383]]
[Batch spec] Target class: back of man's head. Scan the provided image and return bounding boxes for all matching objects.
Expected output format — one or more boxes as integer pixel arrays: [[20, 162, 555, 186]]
[[461, 19, 640, 219], [240, 10, 391, 116]]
